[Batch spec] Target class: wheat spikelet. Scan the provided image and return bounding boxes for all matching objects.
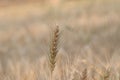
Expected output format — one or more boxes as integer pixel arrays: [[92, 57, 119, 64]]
[[49, 26, 60, 75], [81, 68, 88, 80]]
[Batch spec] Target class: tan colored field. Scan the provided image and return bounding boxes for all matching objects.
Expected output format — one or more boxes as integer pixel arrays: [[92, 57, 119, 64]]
[[0, 0, 120, 80]]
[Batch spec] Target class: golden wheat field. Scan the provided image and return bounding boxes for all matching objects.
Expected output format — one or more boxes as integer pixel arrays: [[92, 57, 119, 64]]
[[0, 0, 120, 80]]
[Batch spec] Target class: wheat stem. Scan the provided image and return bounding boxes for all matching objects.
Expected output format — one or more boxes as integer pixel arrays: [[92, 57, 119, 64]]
[[49, 26, 60, 78]]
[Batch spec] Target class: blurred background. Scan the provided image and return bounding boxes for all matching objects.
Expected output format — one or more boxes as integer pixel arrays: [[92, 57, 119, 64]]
[[0, 0, 120, 79]]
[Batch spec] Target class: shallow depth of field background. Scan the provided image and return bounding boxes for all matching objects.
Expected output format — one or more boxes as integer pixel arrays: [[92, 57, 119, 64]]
[[0, 0, 120, 80]]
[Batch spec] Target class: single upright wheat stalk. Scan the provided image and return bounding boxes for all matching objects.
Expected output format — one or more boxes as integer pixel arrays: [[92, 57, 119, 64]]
[[49, 26, 60, 75]]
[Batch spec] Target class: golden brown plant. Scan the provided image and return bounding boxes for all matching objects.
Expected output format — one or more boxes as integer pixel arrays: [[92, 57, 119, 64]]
[[49, 26, 60, 75]]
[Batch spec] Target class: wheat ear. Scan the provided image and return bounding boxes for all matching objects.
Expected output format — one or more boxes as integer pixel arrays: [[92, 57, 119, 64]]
[[49, 26, 60, 75]]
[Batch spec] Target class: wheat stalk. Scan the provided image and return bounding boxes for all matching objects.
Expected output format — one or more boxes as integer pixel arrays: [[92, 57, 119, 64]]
[[49, 26, 60, 75]]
